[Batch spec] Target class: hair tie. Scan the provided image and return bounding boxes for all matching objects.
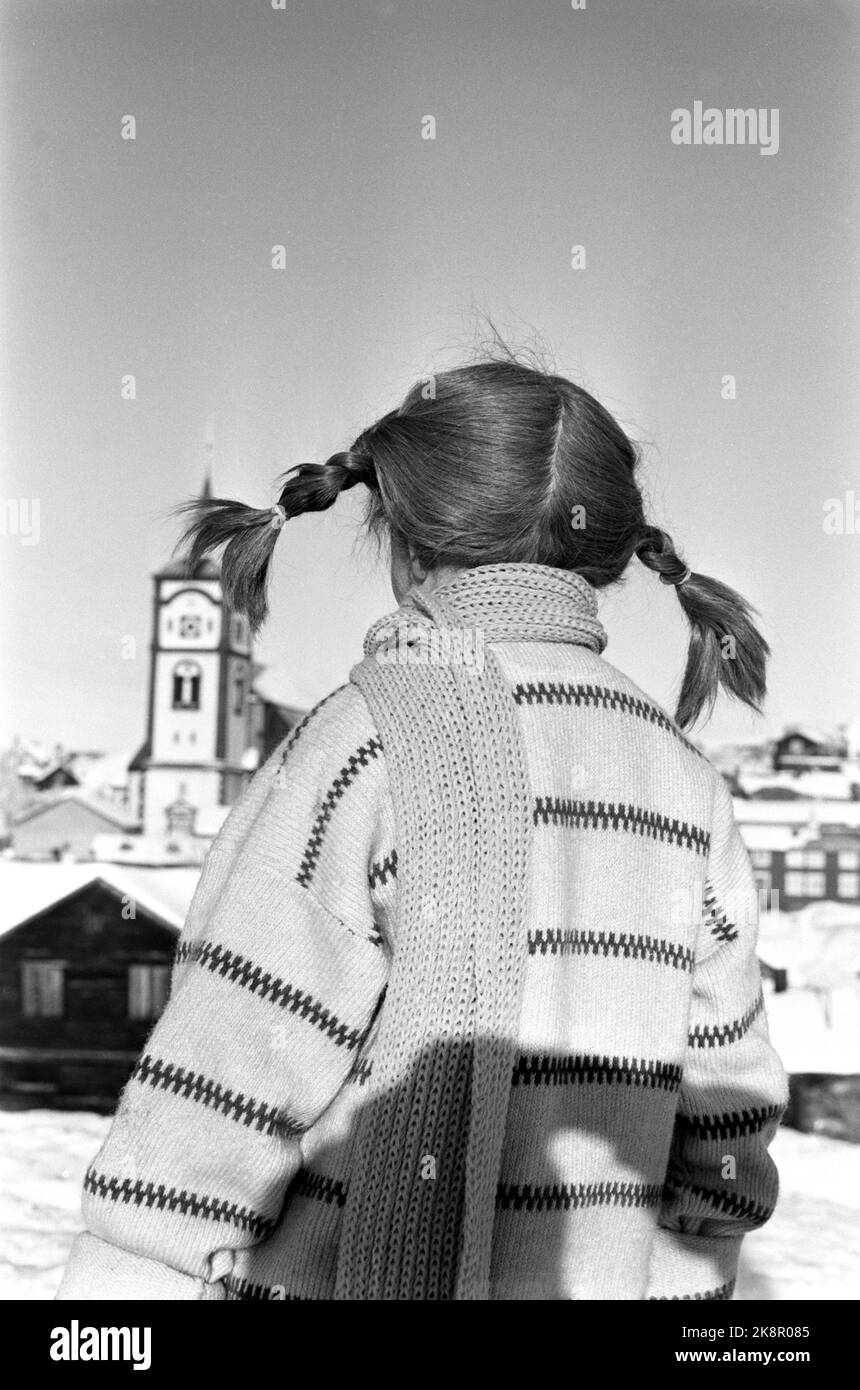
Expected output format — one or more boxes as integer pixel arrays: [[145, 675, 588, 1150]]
[[270, 502, 287, 530], [660, 566, 691, 588]]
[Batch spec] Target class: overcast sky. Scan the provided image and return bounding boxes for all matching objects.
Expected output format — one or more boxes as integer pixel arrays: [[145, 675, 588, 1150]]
[[2, 0, 858, 756]]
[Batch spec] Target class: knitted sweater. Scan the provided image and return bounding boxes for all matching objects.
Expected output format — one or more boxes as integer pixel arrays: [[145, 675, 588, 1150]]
[[58, 638, 788, 1302]]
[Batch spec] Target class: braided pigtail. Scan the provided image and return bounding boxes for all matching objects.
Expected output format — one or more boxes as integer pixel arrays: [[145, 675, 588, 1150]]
[[171, 449, 376, 632], [636, 526, 770, 732]]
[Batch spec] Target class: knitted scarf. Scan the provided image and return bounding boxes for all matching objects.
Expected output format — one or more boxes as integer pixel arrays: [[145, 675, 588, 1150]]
[[335, 563, 608, 1301]]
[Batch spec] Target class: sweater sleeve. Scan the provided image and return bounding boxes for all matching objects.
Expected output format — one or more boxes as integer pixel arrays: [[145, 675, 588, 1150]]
[[57, 686, 391, 1300], [645, 773, 789, 1301]]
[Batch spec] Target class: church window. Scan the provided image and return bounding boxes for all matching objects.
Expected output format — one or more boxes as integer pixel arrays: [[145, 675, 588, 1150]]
[[172, 660, 201, 710]]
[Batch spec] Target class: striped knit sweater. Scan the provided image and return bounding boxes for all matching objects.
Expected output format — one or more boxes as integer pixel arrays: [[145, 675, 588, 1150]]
[[58, 638, 788, 1302]]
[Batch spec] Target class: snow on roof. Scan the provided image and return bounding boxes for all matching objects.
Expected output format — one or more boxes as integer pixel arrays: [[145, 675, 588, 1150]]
[[0, 860, 200, 939], [732, 798, 860, 827], [76, 747, 139, 790], [740, 770, 857, 802], [777, 723, 844, 748], [11, 789, 140, 831], [18, 758, 79, 785], [736, 825, 801, 852]]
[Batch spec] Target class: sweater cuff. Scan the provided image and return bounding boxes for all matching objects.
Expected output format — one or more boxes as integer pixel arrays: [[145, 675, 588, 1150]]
[[55, 1233, 227, 1301], [646, 1228, 742, 1301]]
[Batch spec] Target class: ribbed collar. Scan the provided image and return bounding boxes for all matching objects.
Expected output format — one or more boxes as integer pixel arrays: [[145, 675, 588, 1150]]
[[364, 562, 607, 657]]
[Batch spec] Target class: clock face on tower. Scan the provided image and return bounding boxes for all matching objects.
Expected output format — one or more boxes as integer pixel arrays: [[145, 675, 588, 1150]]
[[158, 587, 221, 649]]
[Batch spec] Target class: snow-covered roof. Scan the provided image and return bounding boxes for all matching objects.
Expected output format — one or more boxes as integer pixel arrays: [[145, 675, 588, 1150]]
[[736, 825, 802, 852], [777, 723, 844, 748], [739, 770, 857, 802], [732, 798, 860, 827], [76, 747, 139, 790], [0, 861, 200, 939], [11, 789, 140, 831], [18, 759, 79, 786]]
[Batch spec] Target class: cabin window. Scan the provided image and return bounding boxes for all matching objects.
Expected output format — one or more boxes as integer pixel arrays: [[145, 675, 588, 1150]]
[[784, 871, 826, 898], [785, 849, 826, 869], [749, 850, 772, 868], [128, 965, 171, 1021], [21, 961, 65, 1018], [838, 850, 860, 870], [838, 872, 860, 899], [172, 660, 201, 710]]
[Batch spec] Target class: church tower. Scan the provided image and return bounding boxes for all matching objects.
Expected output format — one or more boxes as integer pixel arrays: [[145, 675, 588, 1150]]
[[132, 469, 256, 837]]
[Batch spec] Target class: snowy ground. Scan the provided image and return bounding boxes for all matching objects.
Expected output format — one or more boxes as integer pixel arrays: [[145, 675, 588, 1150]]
[[0, 1110, 858, 1300]]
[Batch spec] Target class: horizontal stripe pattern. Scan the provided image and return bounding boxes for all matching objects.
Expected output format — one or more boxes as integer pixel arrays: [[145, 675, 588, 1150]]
[[684, 1184, 774, 1228], [175, 939, 365, 1050], [650, 1278, 736, 1302], [678, 1105, 784, 1142], [496, 1181, 662, 1213], [286, 1172, 664, 1215], [512, 1052, 683, 1092], [513, 680, 703, 759], [688, 991, 764, 1049], [534, 797, 710, 855], [84, 1168, 275, 1239], [528, 928, 694, 972], [291, 1170, 348, 1207], [131, 1053, 302, 1136]]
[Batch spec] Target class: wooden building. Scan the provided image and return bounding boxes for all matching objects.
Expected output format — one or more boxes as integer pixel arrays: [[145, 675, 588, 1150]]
[[748, 842, 860, 911], [0, 863, 196, 1111], [772, 725, 848, 774]]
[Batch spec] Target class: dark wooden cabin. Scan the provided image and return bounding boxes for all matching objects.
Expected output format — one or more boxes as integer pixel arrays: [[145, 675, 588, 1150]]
[[0, 873, 181, 1111]]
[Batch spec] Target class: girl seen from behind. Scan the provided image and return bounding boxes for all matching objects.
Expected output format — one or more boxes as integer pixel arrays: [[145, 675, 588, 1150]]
[[58, 356, 788, 1301]]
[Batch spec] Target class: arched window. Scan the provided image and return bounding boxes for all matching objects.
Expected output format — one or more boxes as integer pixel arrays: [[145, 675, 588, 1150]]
[[172, 660, 201, 710]]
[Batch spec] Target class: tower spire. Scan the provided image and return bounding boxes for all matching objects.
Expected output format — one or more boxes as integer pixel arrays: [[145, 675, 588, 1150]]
[[202, 422, 215, 498]]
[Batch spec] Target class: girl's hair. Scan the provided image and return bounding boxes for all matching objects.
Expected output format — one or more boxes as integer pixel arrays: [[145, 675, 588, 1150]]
[[173, 359, 768, 730]]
